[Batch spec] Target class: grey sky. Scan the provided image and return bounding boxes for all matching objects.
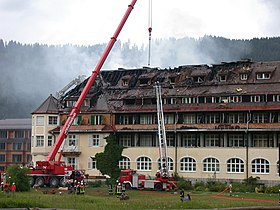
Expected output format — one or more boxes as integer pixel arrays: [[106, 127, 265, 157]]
[[0, 0, 280, 46]]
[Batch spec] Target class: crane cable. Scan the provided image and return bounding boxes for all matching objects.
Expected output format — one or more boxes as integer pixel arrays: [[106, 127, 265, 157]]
[[148, 0, 152, 66]]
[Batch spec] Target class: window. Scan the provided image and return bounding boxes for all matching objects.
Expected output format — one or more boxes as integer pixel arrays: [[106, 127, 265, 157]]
[[139, 78, 149, 85], [228, 113, 245, 123], [15, 130, 24, 138], [119, 157, 131, 169], [0, 143, 5, 150], [36, 136, 44, 147], [250, 95, 261, 102], [139, 134, 153, 147], [140, 115, 156, 124], [182, 134, 199, 147], [183, 114, 196, 124], [67, 157, 77, 169], [169, 77, 176, 84], [228, 134, 244, 147], [136, 156, 151, 171], [122, 79, 129, 86], [273, 95, 280, 102], [0, 130, 7, 138], [67, 134, 78, 147], [182, 97, 197, 104], [47, 135, 54, 147], [91, 115, 103, 125], [180, 157, 196, 172], [219, 75, 226, 82], [73, 116, 82, 125], [119, 134, 131, 147], [193, 76, 204, 83], [89, 134, 100, 147], [12, 154, 22, 163], [252, 113, 269, 123], [252, 134, 270, 147], [48, 116, 58, 125], [203, 157, 220, 172], [0, 154, 5, 162], [205, 134, 220, 147], [88, 157, 97, 170], [227, 158, 244, 173], [163, 98, 176, 105], [164, 114, 174, 124], [157, 157, 174, 171], [240, 74, 248, 80], [256, 72, 271, 80], [66, 101, 76, 107], [251, 158, 269, 174], [166, 133, 175, 147], [205, 113, 221, 124], [36, 116, 44, 126], [13, 143, 22, 150]]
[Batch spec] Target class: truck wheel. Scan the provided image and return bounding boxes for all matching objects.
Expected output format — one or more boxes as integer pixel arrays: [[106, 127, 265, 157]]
[[29, 177, 35, 187], [35, 177, 44, 187], [125, 183, 131, 190], [154, 183, 163, 191], [59, 178, 66, 187], [50, 177, 59, 187]]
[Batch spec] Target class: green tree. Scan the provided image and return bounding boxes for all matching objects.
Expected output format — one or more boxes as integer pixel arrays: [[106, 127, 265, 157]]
[[6, 164, 30, 192], [95, 134, 123, 182]]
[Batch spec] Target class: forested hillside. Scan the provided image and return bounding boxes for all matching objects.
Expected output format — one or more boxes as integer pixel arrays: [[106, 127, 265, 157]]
[[0, 36, 280, 119]]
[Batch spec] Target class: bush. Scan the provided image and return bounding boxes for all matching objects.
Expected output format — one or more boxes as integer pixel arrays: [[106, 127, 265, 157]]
[[87, 180, 103, 188], [194, 181, 206, 191], [6, 164, 30, 192], [265, 185, 279, 194], [206, 181, 227, 192]]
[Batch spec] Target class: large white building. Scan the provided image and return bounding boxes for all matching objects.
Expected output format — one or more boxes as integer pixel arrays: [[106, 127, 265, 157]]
[[31, 60, 280, 184]]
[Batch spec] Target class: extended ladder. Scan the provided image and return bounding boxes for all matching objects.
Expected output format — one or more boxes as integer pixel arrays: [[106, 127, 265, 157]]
[[155, 82, 169, 178]]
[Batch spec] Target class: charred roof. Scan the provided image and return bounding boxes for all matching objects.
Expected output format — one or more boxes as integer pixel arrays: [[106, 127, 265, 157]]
[[45, 60, 280, 113]]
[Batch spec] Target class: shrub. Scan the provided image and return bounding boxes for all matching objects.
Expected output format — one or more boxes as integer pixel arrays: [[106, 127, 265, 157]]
[[206, 181, 227, 192], [265, 185, 279, 194]]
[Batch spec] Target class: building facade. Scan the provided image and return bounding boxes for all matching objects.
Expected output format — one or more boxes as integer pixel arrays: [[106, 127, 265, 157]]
[[0, 119, 32, 172], [31, 60, 280, 183]]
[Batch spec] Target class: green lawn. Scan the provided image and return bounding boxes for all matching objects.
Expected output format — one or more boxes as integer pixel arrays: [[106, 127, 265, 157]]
[[0, 187, 279, 209]]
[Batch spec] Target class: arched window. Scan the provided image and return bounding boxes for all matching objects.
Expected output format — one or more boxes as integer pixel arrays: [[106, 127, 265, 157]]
[[157, 157, 174, 171], [180, 157, 196, 172], [119, 156, 130, 169], [227, 158, 244, 173], [203, 157, 219, 172], [88, 156, 96, 170], [251, 158, 269, 174], [136, 156, 151, 171]]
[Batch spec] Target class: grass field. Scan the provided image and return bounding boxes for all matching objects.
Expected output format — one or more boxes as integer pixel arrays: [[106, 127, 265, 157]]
[[0, 186, 279, 209]]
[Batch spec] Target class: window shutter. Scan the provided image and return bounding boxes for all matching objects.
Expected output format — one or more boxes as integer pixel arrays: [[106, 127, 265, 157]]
[[87, 158, 91, 169], [91, 116, 95, 125]]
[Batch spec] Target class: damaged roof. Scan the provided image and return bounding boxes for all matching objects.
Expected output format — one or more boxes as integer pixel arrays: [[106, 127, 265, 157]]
[[49, 60, 280, 113]]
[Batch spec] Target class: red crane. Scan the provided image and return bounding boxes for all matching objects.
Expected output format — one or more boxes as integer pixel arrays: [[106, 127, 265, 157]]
[[29, 0, 138, 187]]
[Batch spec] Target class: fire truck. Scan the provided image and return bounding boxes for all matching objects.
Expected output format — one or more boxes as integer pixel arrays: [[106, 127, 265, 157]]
[[28, 0, 137, 187], [119, 84, 177, 191]]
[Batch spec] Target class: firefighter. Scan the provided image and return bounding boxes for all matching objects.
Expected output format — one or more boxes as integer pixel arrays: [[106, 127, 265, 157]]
[[11, 183, 16, 193], [4, 183, 9, 193], [1, 182, 3, 192], [80, 181, 85, 194], [116, 182, 122, 196]]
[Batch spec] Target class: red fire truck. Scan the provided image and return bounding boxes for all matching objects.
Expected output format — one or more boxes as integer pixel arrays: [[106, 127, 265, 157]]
[[119, 84, 177, 191]]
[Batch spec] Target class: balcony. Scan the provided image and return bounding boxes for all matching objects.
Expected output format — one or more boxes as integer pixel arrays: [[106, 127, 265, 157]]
[[62, 146, 81, 157]]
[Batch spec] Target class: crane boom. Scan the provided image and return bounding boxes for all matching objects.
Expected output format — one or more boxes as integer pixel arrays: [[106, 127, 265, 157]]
[[47, 0, 137, 162], [155, 83, 169, 179]]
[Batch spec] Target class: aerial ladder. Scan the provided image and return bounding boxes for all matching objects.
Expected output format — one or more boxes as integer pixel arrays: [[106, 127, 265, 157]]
[[55, 75, 86, 99], [29, 0, 138, 187], [155, 82, 169, 180]]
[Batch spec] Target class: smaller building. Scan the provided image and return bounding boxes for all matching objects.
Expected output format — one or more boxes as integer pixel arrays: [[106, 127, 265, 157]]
[[0, 119, 32, 172]]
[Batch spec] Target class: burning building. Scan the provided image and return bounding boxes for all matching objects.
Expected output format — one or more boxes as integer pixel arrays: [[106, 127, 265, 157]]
[[31, 59, 280, 183]]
